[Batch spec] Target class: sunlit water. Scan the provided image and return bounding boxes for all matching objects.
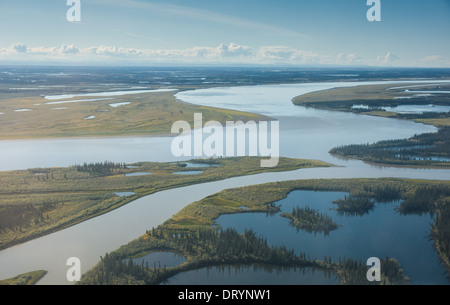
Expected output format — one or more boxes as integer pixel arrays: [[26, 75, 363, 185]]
[[216, 190, 447, 284], [0, 80, 449, 284]]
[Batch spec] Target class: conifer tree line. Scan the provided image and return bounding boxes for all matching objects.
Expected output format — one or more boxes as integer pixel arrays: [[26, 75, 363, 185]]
[[398, 185, 450, 215], [81, 226, 411, 285], [74, 161, 127, 176], [329, 126, 450, 165], [81, 227, 314, 285], [281, 206, 339, 235]]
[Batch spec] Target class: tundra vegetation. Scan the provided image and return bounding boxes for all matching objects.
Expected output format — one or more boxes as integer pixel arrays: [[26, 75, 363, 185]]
[[80, 178, 450, 285], [293, 83, 450, 168], [0, 270, 47, 285], [0, 157, 330, 251], [0, 90, 267, 140]]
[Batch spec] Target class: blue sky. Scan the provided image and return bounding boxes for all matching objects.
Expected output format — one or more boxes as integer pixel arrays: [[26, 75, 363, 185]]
[[0, 0, 449, 66]]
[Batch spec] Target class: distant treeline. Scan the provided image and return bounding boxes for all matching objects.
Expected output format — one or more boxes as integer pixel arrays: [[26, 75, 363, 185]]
[[397, 111, 450, 120], [74, 161, 127, 176], [81, 228, 310, 285], [330, 126, 450, 167]]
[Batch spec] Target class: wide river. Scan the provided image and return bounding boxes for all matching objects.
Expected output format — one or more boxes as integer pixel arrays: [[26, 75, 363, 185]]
[[0, 80, 449, 285]]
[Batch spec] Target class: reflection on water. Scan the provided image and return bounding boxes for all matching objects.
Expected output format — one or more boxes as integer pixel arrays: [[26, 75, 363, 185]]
[[115, 192, 136, 197], [173, 171, 203, 175], [352, 104, 450, 114], [177, 162, 219, 168], [384, 105, 450, 114], [0, 80, 449, 284], [164, 264, 337, 285], [131, 251, 186, 268], [394, 155, 450, 162], [216, 190, 448, 284], [123, 172, 153, 177]]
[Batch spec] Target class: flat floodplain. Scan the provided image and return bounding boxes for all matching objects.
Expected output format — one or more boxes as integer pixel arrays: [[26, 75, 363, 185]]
[[0, 90, 266, 140], [1, 67, 450, 285]]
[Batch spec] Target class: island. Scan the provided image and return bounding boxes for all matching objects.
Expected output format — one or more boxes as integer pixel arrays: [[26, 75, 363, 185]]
[[80, 177, 450, 285], [293, 82, 450, 168]]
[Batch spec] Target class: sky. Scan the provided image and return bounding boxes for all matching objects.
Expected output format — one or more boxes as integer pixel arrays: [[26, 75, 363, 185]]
[[0, 0, 449, 67]]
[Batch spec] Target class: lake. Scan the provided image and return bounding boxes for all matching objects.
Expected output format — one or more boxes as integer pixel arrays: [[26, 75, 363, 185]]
[[131, 251, 186, 268], [0, 80, 449, 284], [215, 190, 447, 284], [164, 264, 337, 285]]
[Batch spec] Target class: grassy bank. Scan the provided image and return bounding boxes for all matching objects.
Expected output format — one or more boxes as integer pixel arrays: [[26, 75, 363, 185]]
[[293, 82, 450, 168], [292, 82, 450, 128], [0, 270, 47, 285], [0, 90, 268, 140], [80, 177, 449, 285], [0, 157, 331, 251]]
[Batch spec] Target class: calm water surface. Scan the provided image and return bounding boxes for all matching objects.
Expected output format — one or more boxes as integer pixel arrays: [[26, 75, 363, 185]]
[[0, 80, 449, 284], [165, 264, 337, 285], [216, 190, 448, 284]]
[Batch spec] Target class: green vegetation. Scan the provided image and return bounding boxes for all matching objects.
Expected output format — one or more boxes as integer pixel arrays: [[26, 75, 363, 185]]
[[0, 90, 268, 140], [292, 83, 450, 124], [81, 177, 450, 285], [0, 270, 47, 285], [431, 199, 450, 275], [0, 156, 331, 250], [293, 82, 450, 168], [281, 206, 339, 235], [333, 196, 375, 216], [80, 228, 324, 285], [80, 227, 408, 285], [336, 257, 409, 285], [330, 126, 450, 168], [74, 161, 127, 176], [397, 184, 450, 215]]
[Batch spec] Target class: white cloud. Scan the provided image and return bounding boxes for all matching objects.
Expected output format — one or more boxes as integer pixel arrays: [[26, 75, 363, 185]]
[[3, 42, 444, 67], [11, 43, 28, 53], [420, 55, 450, 67], [217, 43, 252, 57], [61, 44, 80, 54], [337, 53, 363, 65], [256, 46, 322, 64], [0, 42, 363, 66], [376, 52, 399, 65]]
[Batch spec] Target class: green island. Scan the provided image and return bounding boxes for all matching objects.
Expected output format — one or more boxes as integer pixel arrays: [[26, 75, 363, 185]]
[[280, 206, 340, 235], [333, 195, 375, 216], [79, 177, 450, 285], [1, 77, 449, 285], [330, 127, 450, 168], [0, 270, 47, 285], [293, 83, 450, 168], [0, 157, 331, 251]]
